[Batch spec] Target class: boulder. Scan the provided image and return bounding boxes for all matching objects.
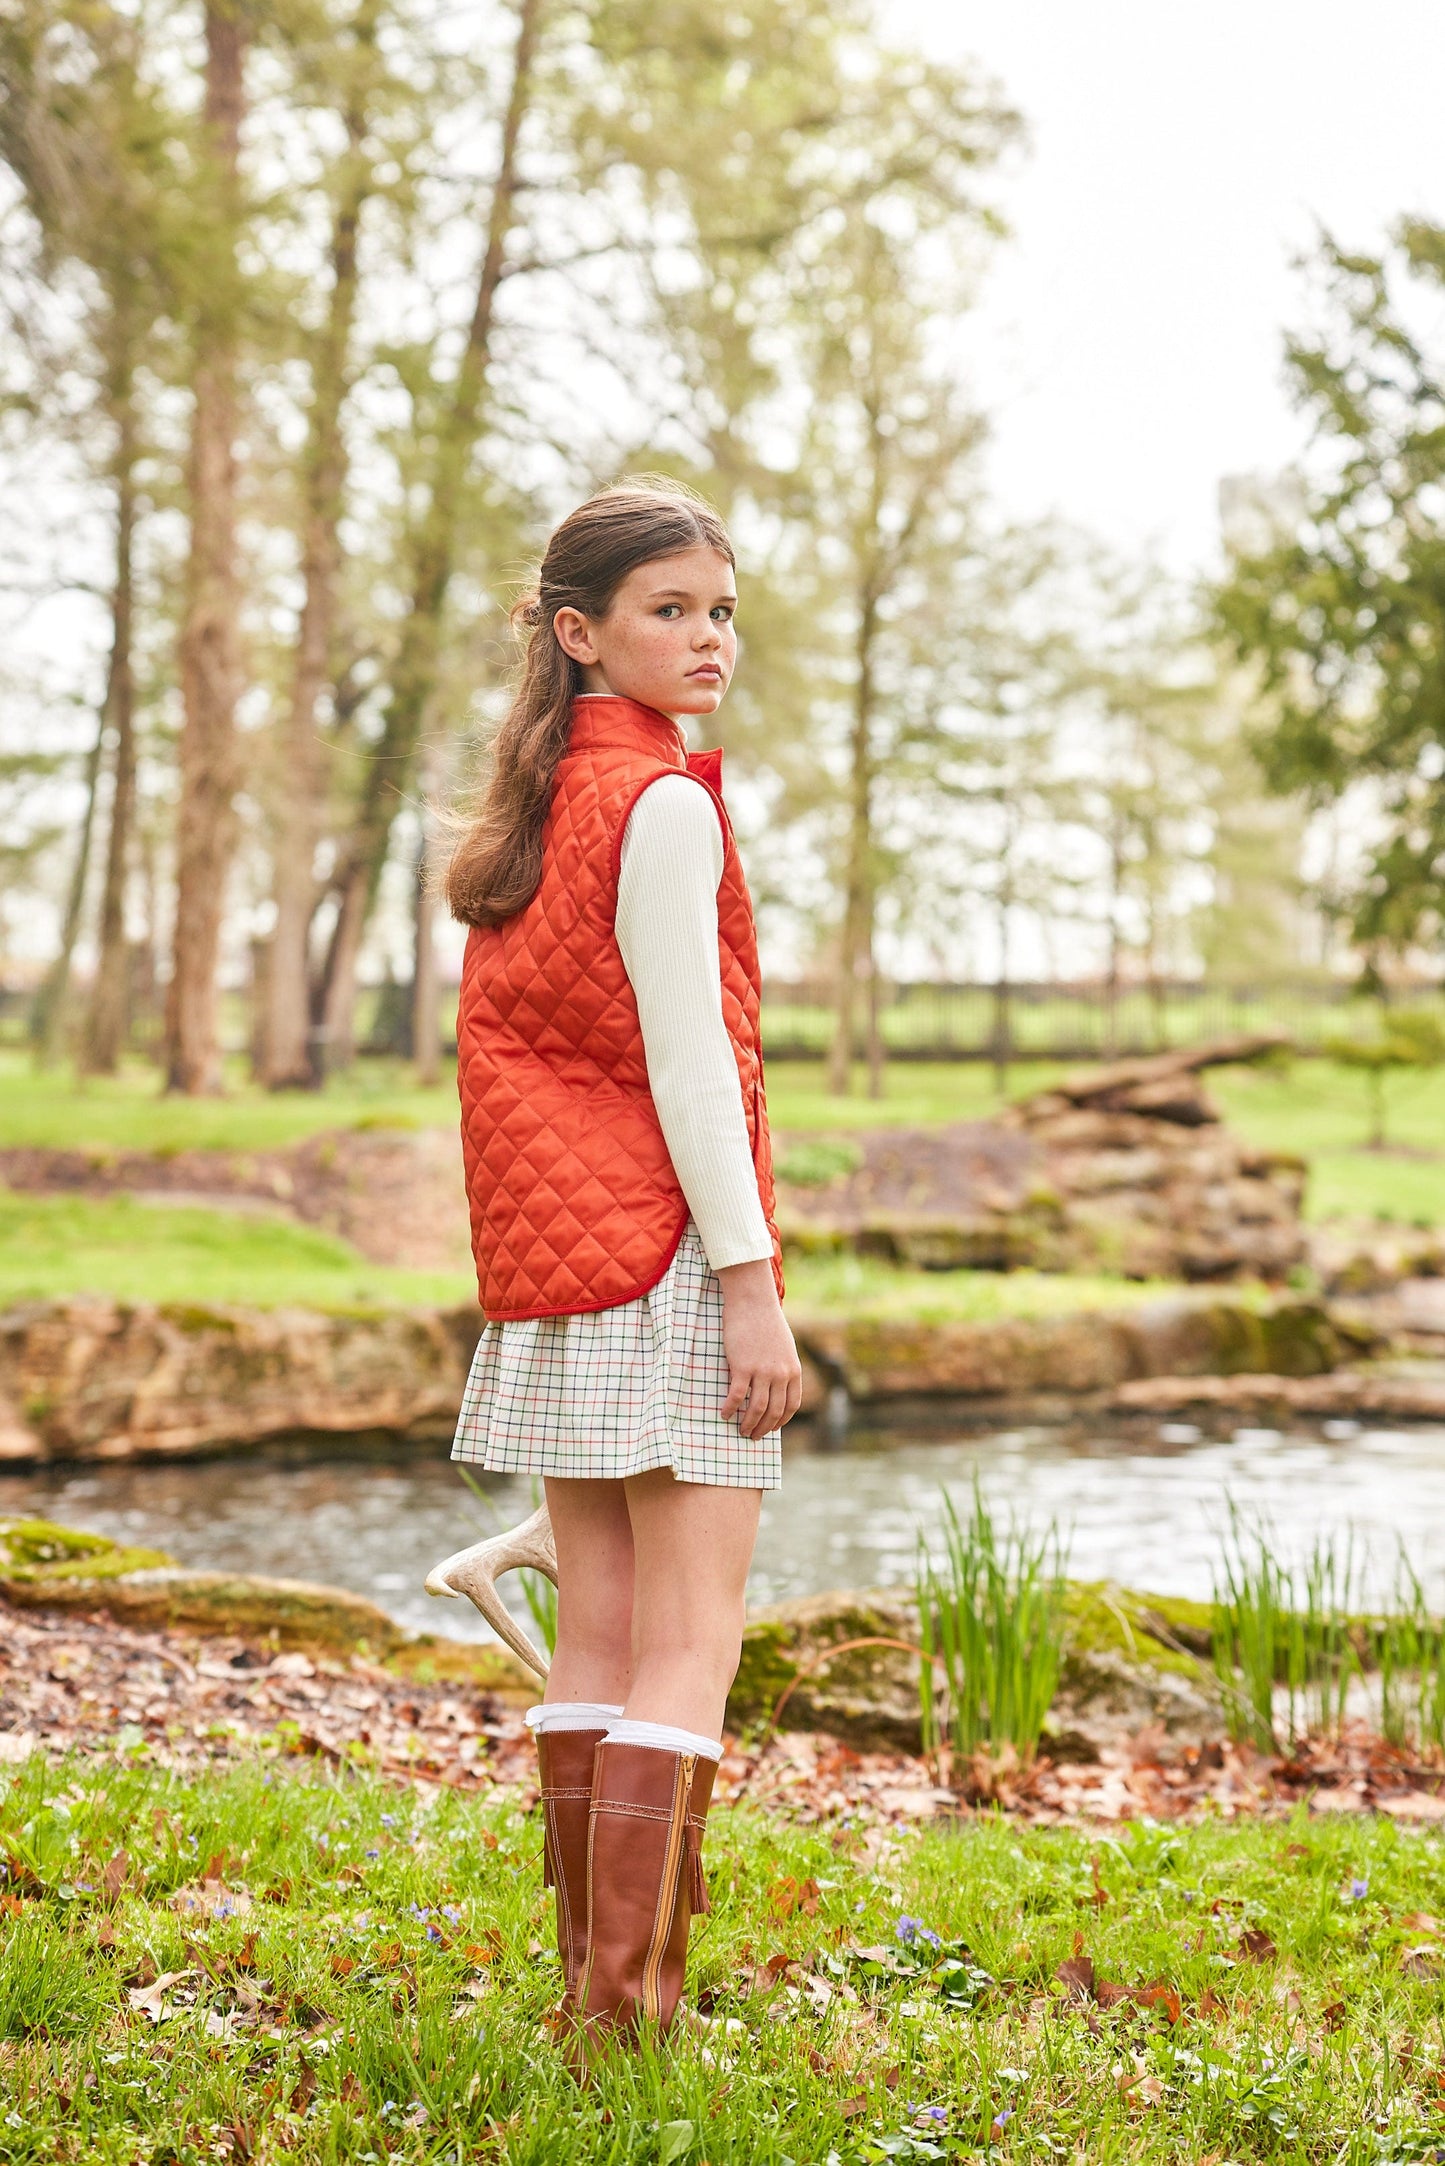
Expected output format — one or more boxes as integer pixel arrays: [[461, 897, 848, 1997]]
[[791, 1294, 1355, 1405], [727, 1580, 1226, 1754], [0, 1517, 530, 1690], [777, 1035, 1308, 1283], [0, 1296, 481, 1463]]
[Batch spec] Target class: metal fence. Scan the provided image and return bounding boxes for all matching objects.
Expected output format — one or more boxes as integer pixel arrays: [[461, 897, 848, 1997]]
[[758, 977, 1445, 1062]]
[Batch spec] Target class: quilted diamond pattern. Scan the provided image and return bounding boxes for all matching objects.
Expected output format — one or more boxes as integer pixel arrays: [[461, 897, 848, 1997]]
[[457, 697, 783, 1321]]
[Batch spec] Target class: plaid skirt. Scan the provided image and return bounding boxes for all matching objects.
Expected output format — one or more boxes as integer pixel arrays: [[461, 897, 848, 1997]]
[[450, 1220, 781, 1490]]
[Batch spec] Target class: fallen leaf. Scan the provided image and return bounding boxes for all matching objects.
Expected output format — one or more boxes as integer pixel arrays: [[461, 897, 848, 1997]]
[[837, 2093, 868, 2119], [100, 1851, 130, 1904], [127, 1969, 195, 2022], [1055, 1955, 1095, 2001], [1238, 1928, 1278, 1963], [767, 1876, 820, 1920], [1135, 1982, 1182, 2025], [330, 1955, 355, 1978], [1321, 1999, 1346, 2030], [1401, 1912, 1445, 1937], [338, 2072, 365, 2106]]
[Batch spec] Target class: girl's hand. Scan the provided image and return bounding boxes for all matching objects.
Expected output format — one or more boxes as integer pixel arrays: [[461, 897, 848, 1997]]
[[715, 1259, 804, 1438]]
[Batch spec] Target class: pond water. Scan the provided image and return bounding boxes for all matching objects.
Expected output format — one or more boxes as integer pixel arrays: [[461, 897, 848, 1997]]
[[6, 1415, 1445, 1645]]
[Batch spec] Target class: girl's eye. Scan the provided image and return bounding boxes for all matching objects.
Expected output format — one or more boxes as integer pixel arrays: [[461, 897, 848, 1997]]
[[711, 605, 734, 622], [657, 604, 682, 618]]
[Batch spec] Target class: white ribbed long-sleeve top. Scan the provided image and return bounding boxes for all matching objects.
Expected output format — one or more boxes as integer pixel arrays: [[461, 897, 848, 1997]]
[[614, 773, 774, 1271]]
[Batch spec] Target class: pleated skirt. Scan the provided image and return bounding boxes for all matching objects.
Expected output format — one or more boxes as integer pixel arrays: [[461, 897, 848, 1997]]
[[450, 1220, 781, 1490]]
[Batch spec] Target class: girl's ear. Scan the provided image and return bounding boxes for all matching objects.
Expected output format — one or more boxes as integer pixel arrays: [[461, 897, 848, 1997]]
[[553, 606, 598, 666]]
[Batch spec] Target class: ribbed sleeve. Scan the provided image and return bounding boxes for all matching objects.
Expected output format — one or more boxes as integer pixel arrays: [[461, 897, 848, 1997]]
[[615, 775, 774, 1270]]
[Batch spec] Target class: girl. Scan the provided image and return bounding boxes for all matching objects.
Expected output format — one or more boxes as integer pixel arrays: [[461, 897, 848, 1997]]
[[443, 478, 803, 2049]]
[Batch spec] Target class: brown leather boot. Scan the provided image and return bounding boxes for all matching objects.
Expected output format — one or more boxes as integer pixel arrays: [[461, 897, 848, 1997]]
[[536, 1728, 609, 2001], [574, 1741, 717, 2044]]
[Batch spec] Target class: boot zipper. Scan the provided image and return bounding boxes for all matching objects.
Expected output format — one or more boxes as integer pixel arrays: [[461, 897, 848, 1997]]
[[641, 1754, 694, 2019]]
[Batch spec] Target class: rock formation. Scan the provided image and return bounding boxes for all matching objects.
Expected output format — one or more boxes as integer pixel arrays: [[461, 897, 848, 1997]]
[[777, 1035, 1308, 1282]]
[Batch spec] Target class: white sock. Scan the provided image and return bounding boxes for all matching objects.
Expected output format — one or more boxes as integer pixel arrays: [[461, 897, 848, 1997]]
[[526, 1701, 625, 1734], [603, 1717, 722, 1761]]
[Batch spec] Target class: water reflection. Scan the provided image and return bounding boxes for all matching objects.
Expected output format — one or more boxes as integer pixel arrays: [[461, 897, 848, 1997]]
[[4, 1416, 1444, 1645]]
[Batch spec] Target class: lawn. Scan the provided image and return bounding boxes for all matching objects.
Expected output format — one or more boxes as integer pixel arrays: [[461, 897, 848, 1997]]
[[0, 1193, 476, 1312], [4, 1752, 1445, 2163], [0, 1191, 1191, 1320], [3, 1048, 1445, 1229]]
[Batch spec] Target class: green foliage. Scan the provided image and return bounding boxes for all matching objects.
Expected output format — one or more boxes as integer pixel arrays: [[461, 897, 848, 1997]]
[[915, 1480, 1067, 1763], [1213, 223, 1445, 961], [1212, 1511, 1362, 1751], [1377, 1550, 1445, 1755]]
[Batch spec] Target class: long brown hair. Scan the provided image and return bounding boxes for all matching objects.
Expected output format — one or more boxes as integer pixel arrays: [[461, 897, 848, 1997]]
[[444, 478, 735, 929]]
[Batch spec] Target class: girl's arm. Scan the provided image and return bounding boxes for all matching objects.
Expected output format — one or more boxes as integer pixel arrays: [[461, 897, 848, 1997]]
[[616, 776, 802, 1437]]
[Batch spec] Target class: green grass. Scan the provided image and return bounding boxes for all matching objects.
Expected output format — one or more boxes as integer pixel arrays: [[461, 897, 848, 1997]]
[[0, 1192, 1187, 1320], [6, 1754, 1445, 2162], [5, 1047, 1445, 1227], [0, 1052, 460, 1154], [0, 1193, 476, 1311], [1211, 1059, 1445, 1227]]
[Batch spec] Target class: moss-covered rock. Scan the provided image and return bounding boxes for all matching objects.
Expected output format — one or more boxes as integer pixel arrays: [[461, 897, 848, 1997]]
[[0, 1517, 532, 1693], [0, 1516, 173, 1580], [790, 1294, 1357, 1404], [728, 1580, 1226, 1754]]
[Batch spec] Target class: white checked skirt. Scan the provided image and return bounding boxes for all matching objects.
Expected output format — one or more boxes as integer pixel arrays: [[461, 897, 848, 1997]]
[[451, 1220, 781, 1490]]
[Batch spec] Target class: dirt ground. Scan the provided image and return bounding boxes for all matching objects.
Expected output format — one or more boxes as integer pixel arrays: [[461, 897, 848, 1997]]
[[4, 1597, 1445, 1832]]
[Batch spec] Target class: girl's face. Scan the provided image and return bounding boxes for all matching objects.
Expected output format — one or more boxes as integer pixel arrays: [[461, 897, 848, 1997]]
[[552, 544, 737, 717]]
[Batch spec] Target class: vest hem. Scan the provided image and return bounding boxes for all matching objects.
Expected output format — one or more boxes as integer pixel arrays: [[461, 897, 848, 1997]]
[[480, 1205, 692, 1324]]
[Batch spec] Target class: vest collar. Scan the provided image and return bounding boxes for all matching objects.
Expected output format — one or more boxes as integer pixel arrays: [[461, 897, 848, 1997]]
[[566, 695, 687, 766]]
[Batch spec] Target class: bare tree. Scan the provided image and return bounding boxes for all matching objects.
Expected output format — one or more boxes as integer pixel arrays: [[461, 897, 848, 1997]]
[[165, 1, 248, 1094], [312, 0, 543, 1070]]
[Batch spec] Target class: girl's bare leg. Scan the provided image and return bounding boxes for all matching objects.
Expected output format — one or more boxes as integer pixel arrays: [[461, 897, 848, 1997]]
[[622, 1470, 761, 1737], [543, 1477, 635, 1705]]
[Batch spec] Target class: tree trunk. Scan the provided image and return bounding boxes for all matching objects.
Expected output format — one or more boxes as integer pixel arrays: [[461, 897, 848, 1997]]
[[314, 0, 542, 1063], [165, 2, 247, 1095], [828, 582, 881, 1098], [990, 858, 1013, 1097], [411, 822, 440, 1087], [83, 369, 139, 1075], [1103, 821, 1123, 1061], [264, 2, 376, 1089], [31, 714, 105, 1065]]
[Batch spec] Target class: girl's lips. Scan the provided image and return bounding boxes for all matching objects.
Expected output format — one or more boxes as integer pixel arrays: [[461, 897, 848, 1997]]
[[687, 665, 723, 680]]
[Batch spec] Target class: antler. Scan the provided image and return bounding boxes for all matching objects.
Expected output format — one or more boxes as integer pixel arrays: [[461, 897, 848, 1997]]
[[424, 1502, 558, 1681]]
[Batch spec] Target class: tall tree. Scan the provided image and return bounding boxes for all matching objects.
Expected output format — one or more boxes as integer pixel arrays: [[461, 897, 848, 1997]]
[[262, 0, 386, 1087], [166, 0, 249, 1093], [1214, 224, 1445, 967], [0, 0, 174, 1068], [311, 0, 543, 1070]]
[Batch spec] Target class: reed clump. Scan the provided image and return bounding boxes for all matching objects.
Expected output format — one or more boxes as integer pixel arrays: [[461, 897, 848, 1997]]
[[1212, 1511, 1445, 1756], [915, 1479, 1067, 1764]]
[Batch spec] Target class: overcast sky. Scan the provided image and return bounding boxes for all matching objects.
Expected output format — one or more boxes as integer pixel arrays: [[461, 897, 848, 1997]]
[[878, 0, 1445, 571]]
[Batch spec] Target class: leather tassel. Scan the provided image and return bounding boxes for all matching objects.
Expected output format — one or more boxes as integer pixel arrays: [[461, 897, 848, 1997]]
[[688, 1828, 709, 1915]]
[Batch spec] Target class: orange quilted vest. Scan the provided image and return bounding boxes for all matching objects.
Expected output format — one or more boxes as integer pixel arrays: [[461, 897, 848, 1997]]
[[456, 695, 784, 1321]]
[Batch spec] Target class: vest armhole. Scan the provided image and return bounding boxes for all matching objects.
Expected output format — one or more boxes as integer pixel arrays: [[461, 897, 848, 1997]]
[[607, 769, 731, 897]]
